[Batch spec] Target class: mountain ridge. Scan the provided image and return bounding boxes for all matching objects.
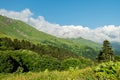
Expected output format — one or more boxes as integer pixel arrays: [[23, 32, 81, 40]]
[[0, 15, 101, 59]]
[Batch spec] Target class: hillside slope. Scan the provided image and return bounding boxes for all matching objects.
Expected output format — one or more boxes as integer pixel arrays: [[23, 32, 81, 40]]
[[0, 15, 101, 59], [111, 42, 120, 55], [0, 15, 59, 42], [68, 37, 101, 49]]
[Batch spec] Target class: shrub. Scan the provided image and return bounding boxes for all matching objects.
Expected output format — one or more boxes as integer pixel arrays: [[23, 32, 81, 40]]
[[0, 52, 19, 73], [36, 55, 61, 71], [79, 57, 94, 68], [11, 50, 39, 72], [61, 58, 80, 70], [94, 61, 120, 79], [0, 50, 62, 73]]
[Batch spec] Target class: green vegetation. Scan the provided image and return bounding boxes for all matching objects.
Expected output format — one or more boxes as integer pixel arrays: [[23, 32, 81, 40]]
[[0, 15, 120, 80], [0, 37, 76, 60], [0, 67, 96, 80], [61, 57, 93, 70], [0, 61, 120, 80], [115, 56, 120, 61], [111, 42, 120, 55], [0, 37, 94, 73], [0, 49, 93, 73], [94, 61, 120, 80], [97, 40, 114, 62], [0, 15, 101, 59], [0, 50, 61, 72], [68, 37, 100, 49]]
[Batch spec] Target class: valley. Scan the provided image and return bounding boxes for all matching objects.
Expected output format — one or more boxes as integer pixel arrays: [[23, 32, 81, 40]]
[[0, 15, 120, 80]]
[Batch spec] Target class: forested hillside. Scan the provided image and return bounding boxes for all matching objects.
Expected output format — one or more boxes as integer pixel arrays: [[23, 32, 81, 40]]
[[111, 42, 120, 55], [0, 37, 76, 60], [0, 15, 100, 59], [0, 37, 93, 73], [0, 14, 120, 80]]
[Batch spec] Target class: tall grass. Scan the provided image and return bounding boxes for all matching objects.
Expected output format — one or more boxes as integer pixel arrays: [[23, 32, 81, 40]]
[[0, 67, 96, 80], [1, 61, 120, 80]]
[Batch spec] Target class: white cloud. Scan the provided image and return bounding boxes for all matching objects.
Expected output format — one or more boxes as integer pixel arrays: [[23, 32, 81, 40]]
[[0, 9, 120, 43], [0, 8, 32, 22]]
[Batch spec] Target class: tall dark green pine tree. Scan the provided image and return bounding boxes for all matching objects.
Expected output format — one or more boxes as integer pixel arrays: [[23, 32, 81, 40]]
[[97, 40, 114, 62]]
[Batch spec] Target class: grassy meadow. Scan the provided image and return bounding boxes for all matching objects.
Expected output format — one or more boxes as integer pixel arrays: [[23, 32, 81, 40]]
[[1, 61, 120, 80], [0, 67, 95, 80]]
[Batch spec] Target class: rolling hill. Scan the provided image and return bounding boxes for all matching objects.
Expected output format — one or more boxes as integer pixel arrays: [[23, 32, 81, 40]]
[[0, 15, 101, 59], [67, 37, 101, 49]]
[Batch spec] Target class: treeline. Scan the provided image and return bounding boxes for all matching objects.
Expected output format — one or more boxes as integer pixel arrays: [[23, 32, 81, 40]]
[[42, 40, 99, 59], [0, 37, 76, 60], [0, 50, 93, 73], [0, 37, 94, 73]]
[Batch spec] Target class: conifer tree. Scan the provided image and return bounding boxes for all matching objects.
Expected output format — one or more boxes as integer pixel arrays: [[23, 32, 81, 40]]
[[97, 40, 114, 62]]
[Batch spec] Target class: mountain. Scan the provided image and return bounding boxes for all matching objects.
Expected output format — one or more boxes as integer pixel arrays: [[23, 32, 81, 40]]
[[0, 15, 101, 59], [111, 42, 120, 55], [67, 38, 101, 58], [0, 15, 59, 43], [67, 37, 101, 49]]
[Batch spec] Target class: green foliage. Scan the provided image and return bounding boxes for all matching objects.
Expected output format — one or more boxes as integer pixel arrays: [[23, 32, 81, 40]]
[[0, 50, 62, 73], [11, 50, 39, 72], [61, 58, 80, 70], [68, 37, 100, 50], [61, 57, 94, 70], [0, 37, 76, 60], [0, 50, 94, 73], [0, 37, 14, 50], [1, 61, 120, 80], [15, 67, 24, 73], [115, 56, 120, 61], [0, 52, 19, 73], [0, 36, 95, 73], [94, 61, 120, 80], [0, 15, 101, 59], [97, 40, 114, 62], [0, 67, 96, 80], [36, 55, 61, 71], [0, 15, 96, 74], [111, 42, 120, 55], [79, 57, 94, 68]]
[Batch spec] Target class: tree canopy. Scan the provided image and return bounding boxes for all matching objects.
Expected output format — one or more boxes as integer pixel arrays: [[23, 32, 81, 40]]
[[97, 40, 114, 62]]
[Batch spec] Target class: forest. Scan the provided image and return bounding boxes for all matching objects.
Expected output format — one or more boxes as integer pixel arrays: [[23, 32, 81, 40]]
[[0, 15, 120, 80], [0, 37, 120, 80], [0, 37, 93, 73]]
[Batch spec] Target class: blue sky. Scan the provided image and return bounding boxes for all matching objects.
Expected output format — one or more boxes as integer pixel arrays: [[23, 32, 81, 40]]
[[0, 0, 120, 28]]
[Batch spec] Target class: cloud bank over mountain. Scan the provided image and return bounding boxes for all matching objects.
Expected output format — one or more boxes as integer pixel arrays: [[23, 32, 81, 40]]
[[0, 9, 120, 43]]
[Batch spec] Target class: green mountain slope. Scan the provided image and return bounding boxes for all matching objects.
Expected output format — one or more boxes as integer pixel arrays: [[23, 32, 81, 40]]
[[0, 15, 101, 59], [0, 15, 58, 42], [111, 42, 120, 55], [67, 37, 101, 49], [67, 38, 101, 58]]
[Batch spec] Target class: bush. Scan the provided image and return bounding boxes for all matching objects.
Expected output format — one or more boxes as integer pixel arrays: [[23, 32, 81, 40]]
[[0, 50, 61, 73], [0, 50, 94, 73], [10, 50, 39, 72], [0, 50, 40, 73], [0, 52, 19, 73], [94, 61, 120, 79], [36, 55, 61, 71], [12, 50, 61, 71], [79, 57, 94, 68], [61, 58, 80, 70]]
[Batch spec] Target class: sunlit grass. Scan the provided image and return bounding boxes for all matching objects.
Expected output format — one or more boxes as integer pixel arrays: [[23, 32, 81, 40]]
[[0, 67, 96, 80], [1, 62, 120, 80]]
